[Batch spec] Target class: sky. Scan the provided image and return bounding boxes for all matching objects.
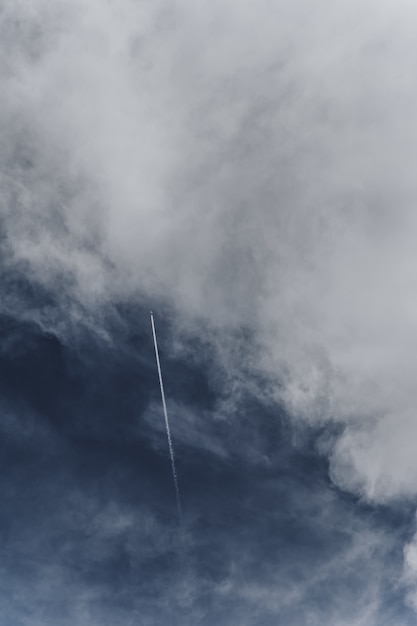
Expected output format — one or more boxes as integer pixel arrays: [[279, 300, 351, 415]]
[[2, 0, 417, 624]]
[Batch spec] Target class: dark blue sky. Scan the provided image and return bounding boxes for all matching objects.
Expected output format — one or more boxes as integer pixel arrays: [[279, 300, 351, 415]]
[[0, 277, 414, 625]]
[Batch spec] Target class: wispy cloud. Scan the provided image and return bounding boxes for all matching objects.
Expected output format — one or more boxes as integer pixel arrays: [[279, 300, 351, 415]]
[[3, 0, 417, 618]]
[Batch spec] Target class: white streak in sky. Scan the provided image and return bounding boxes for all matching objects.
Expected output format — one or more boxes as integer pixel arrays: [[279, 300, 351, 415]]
[[150, 312, 182, 521]]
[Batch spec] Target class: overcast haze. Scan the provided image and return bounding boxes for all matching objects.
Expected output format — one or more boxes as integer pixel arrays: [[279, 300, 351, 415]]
[[2, 0, 417, 624]]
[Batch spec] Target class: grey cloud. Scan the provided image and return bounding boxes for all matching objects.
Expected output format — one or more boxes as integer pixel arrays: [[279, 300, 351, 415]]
[[3, 0, 417, 613]]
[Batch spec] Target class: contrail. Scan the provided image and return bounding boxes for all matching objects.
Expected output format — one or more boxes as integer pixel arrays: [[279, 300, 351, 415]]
[[150, 312, 182, 521]]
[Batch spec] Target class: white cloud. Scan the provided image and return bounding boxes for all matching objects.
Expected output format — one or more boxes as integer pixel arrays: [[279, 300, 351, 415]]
[[3, 0, 417, 538], [403, 522, 417, 615]]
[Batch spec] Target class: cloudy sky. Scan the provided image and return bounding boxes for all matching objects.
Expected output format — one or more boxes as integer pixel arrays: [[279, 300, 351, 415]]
[[2, 0, 417, 624]]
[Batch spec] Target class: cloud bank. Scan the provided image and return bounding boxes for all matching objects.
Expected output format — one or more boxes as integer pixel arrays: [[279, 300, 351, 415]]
[[3, 0, 417, 613]]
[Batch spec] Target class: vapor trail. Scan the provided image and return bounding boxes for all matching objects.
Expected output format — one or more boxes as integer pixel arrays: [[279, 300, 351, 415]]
[[150, 312, 182, 521]]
